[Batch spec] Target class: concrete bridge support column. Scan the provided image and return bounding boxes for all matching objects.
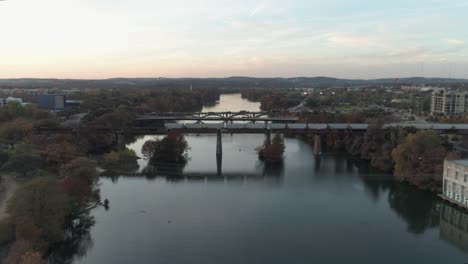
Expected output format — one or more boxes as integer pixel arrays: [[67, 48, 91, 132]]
[[116, 133, 126, 151], [265, 130, 271, 145], [72, 133, 80, 146], [216, 155, 222, 176], [314, 134, 322, 156], [216, 130, 223, 158]]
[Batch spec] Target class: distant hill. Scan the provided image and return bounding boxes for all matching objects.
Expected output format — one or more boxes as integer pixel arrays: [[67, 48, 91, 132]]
[[0, 76, 466, 89]]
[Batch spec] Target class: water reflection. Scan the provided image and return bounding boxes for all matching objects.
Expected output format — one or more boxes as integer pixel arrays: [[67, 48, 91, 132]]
[[47, 213, 96, 264], [440, 203, 468, 254], [102, 159, 284, 184], [388, 183, 440, 234]]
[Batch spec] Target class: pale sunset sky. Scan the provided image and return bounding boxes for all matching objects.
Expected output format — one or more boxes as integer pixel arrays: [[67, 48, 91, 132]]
[[0, 0, 467, 79]]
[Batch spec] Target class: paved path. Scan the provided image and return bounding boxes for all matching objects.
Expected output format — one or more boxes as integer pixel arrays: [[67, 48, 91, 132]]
[[0, 175, 17, 220]]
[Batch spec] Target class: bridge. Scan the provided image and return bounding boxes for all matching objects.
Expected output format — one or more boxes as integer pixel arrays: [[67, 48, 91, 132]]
[[35, 121, 468, 157], [31, 109, 468, 159], [135, 111, 298, 124]]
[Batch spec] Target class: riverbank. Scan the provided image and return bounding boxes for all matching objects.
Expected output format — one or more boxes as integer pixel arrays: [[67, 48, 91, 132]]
[[0, 175, 17, 221]]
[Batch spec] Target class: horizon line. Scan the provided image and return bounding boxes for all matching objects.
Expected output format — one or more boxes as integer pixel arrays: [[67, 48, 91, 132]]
[[0, 76, 467, 81]]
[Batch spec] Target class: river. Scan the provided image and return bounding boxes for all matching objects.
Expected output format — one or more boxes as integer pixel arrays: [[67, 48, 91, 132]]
[[52, 94, 468, 264]]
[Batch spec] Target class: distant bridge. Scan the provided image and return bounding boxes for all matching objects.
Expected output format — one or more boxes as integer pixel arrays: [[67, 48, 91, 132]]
[[135, 111, 297, 124]]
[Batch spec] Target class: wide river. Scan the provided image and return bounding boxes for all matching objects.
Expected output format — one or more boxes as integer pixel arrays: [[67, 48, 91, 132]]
[[56, 94, 468, 263]]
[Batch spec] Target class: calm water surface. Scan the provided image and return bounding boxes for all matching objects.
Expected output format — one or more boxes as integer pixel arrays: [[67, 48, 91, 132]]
[[57, 94, 468, 264]]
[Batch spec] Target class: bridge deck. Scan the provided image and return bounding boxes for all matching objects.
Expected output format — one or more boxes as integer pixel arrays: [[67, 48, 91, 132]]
[[136, 116, 298, 122], [35, 123, 468, 135]]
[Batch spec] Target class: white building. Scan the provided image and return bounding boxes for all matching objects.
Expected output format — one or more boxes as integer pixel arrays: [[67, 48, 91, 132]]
[[443, 160, 468, 207], [0, 97, 23, 107], [6, 97, 23, 104]]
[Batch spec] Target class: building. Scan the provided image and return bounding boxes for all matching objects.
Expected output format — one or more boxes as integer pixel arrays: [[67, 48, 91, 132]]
[[431, 90, 468, 115], [38, 94, 66, 111], [65, 100, 81, 108], [0, 97, 24, 107], [442, 160, 468, 208], [402, 85, 445, 93]]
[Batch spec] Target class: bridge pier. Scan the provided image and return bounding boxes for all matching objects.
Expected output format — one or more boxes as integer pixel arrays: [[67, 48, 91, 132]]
[[314, 134, 322, 156], [116, 133, 126, 151], [216, 130, 222, 158], [265, 130, 271, 145], [216, 155, 222, 176]]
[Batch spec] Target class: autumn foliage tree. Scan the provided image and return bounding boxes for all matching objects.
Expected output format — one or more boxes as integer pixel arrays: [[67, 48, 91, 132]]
[[102, 148, 139, 172], [44, 141, 78, 166], [60, 158, 98, 206], [257, 134, 285, 163], [7, 178, 70, 246], [391, 130, 454, 191], [142, 132, 189, 163]]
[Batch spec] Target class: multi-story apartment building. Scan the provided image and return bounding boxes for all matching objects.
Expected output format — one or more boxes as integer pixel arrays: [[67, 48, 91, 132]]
[[431, 90, 468, 115], [443, 160, 468, 208]]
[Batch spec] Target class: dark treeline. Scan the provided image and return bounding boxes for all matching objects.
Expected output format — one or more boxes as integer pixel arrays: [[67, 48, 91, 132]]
[[313, 127, 458, 192], [241, 89, 303, 111], [1, 77, 467, 89]]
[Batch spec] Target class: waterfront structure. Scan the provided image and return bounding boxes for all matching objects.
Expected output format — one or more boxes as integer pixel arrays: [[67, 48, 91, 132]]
[[38, 94, 66, 111], [443, 160, 468, 207], [431, 90, 468, 115]]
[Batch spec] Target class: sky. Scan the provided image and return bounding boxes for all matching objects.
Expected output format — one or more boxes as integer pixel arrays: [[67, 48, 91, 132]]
[[0, 0, 467, 79]]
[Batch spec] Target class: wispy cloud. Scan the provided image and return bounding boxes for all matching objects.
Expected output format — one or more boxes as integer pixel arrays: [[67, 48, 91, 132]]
[[326, 32, 381, 47], [445, 39, 465, 45], [249, 2, 266, 17]]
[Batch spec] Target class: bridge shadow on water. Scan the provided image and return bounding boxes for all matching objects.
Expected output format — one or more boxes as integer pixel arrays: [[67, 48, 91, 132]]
[[100, 159, 285, 184]]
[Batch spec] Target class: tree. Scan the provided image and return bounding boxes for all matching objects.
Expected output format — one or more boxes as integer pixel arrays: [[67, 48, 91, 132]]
[[60, 158, 98, 204], [391, 131, 448, 191], [257, 134, 285, 163], [44, 142, 78, 166], [0, 118, 33, 145], [7, 178, 70, 244], [102, 148, 139, 172], [1, 153, 43, 177], [141, 132, 189, 163]]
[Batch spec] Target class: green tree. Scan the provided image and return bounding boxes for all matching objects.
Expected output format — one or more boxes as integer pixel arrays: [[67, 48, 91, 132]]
[[0, 118, 33, 146], [102, 148, 139, 172], [1, 153, 43, 177]]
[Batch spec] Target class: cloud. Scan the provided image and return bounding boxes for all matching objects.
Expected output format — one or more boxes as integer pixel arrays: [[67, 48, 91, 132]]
[[326, 32, 381, 47], [250, 2, 266, 17], [445, 39, 465, 45]]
